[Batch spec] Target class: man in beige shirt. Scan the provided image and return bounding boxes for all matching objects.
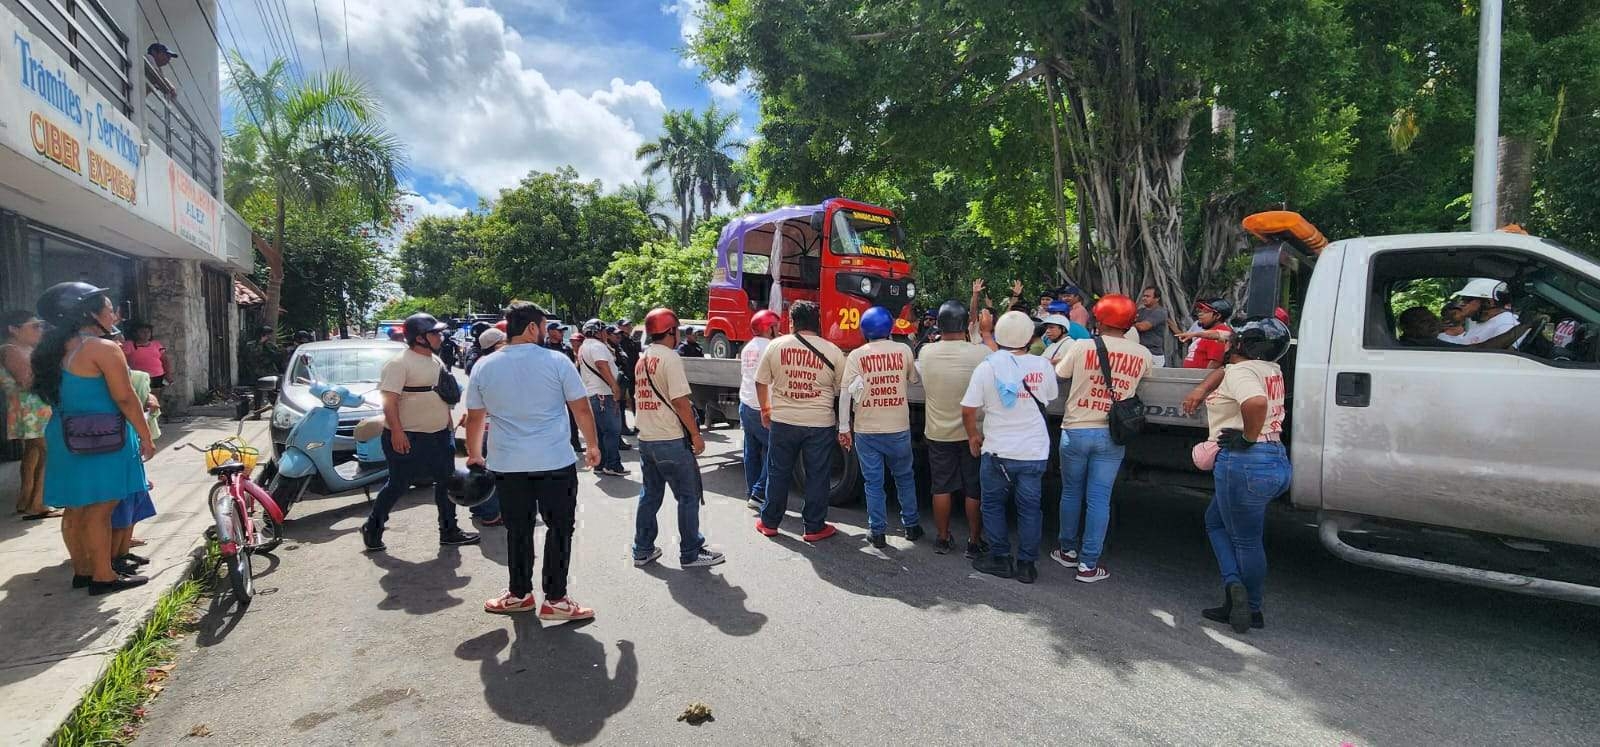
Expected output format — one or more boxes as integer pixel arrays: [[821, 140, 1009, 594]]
[[754, 300, 846, 542], [629, 307, 725, 569], [916, 300, 992, 557], [363, 312, 479, 552], [839, 306, 921, 548]]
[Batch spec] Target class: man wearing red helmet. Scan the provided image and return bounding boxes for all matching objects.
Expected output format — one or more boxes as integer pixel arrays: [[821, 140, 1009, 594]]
[[739, 309, 781, 509], [1051, 294, 1152, 583], [630, 308, 724, 569]]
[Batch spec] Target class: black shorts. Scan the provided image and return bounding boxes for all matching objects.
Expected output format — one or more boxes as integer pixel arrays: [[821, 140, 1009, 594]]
[[148, 374, 167, 388], [927, 439, 980, 497]]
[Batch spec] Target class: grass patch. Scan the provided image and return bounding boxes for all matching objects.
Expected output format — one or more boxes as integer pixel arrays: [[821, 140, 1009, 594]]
[[50, 547, 213, 746]]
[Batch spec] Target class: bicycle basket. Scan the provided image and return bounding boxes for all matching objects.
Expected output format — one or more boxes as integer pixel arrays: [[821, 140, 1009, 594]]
[[204, 439, 259, 473]]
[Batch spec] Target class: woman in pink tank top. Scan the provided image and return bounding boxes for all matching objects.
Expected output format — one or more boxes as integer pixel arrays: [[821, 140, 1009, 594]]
[[121, 323, 170, 388]]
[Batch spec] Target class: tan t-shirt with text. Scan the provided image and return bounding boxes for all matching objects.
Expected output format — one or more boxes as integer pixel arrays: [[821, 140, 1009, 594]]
[[754, 333, 846, 427], [917, 340, 989, 442], [843, 339, 918, 434], [634, 344, 693, 442], [378, 350, 452, 433], [1054, 336, 1153, 430], [1205, 359, 1286, 441]]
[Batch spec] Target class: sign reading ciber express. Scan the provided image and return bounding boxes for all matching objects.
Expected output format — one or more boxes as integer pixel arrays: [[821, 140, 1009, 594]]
[[10, 29, 141, 208]]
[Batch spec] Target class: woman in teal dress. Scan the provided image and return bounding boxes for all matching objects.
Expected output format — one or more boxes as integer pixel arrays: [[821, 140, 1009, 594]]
[[32, 283, 156, 595]]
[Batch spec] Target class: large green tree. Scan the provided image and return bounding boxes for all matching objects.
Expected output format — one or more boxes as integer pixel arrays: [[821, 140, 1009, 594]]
[[223, 55, 406, 326], [236, 190, 393, 337], [593, 217, 723, 321]]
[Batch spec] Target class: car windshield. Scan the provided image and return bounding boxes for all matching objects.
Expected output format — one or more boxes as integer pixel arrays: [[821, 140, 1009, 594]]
[[829, 209, 905, 260], [290, 347, 400, 385]]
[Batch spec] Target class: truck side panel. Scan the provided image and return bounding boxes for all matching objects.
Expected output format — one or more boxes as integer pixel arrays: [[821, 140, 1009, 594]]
[[1288, 240, 1351, 511]]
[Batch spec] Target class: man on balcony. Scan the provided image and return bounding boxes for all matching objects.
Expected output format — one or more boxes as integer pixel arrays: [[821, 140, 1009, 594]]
[[146, 43, 178, 99]]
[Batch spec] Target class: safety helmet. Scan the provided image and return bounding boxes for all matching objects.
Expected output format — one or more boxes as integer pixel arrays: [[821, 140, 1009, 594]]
[[1230, 317, 1292, 363], [1047, 300, 1071, 315], [1195, 298, 1234, 326], [995, 310, 1035, 349], [402, 312, 447, 345], [1454, 278, 1511, 305], [750, 309, 781, 336], [447, 464, 497, 508], [292, 330, 314, 343], [1094, 293, 1138, 330], [582, 318, 605, 335], [616, 319, 634, 328], [645, 307, 680, 336], [936, 300, 970, 334], [1040, 313, 1072, 332], [37, 281, 111, 325], [861, 306, 894, 340]]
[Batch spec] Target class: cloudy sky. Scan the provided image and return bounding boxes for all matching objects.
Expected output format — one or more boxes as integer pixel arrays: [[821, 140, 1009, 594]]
[[217, 0, 753, 219]]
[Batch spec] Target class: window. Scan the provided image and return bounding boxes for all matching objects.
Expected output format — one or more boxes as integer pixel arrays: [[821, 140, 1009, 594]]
[[1365, 248, 1600, 366]]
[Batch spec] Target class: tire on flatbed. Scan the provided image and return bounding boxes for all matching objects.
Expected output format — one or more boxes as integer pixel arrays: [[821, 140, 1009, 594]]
[[793, 440, 862, 506]]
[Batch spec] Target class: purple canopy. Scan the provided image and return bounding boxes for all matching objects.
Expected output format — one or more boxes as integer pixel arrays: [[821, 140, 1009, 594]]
[[710, 203, 828, 290]]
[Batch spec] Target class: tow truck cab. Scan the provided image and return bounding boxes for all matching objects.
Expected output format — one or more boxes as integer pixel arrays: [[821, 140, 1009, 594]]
[[704, 198, 916, 358]]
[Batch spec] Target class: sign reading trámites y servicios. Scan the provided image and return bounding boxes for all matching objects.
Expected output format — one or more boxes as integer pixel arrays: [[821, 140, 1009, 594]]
[[2, 6, 222, 258]]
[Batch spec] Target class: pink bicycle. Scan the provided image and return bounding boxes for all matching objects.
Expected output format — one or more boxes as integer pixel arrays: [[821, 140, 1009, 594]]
[[187, 438, 285, 608]]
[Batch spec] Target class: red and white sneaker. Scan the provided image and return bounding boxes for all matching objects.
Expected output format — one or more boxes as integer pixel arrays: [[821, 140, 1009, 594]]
[[755, 519, 779, 537], [802, 524, 837, 543], [1075, 564, 1110, 583], [484, 591, 537, 614], [539, 596, 596, 621]]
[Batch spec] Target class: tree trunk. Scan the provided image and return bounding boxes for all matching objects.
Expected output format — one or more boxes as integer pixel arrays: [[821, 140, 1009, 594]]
[[337, 285, 351, 339], [700, 182, 715, 221], [260, 193, 287, 329], [1496, 135, 1534, 228], [1195, 103, 1246, 311]]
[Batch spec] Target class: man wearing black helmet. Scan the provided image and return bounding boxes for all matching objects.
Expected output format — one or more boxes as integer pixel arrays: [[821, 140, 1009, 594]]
[[916, 299, 991, 556], [1180, 298, 1234, 369], [1199, 317, 1292, 634], [361, 312, 479, 552]]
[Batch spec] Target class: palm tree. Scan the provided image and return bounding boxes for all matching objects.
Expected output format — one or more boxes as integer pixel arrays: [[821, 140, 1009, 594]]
[[635, 110, 696, 243], [223, 54, 405, 324], [618, 180, 677, 237], [687, 106, 747, 221]]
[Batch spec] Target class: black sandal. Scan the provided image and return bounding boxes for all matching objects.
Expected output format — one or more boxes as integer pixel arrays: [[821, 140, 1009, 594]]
[[22, 511, 62, 520], [117, 552, 150, 565], [88, 575, 148, 595]]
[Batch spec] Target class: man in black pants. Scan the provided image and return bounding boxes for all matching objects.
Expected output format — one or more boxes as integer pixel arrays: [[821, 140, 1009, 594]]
[[466, 301, 601, 619], [362, 313, 479, 551]]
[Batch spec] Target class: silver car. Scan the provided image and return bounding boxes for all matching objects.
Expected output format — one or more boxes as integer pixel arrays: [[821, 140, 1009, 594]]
[[268, 339, 405, 457]]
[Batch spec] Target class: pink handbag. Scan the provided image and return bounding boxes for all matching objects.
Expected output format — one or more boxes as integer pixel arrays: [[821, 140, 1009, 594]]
[[1191, 440, 1220, 471]]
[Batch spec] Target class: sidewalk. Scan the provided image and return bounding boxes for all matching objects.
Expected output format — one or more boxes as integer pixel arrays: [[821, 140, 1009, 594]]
[[0, 415, 269, 746]]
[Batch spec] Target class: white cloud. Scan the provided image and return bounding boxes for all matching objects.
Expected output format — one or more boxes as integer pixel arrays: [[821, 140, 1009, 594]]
[[662, 0, 704, 44], [401, 192, 470, 220], [253, 0, 665, 198], [707, 70, 752, 102]]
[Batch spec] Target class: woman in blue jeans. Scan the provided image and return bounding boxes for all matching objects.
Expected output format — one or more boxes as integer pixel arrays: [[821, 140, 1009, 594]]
[[1199, 318, 1293, 633]]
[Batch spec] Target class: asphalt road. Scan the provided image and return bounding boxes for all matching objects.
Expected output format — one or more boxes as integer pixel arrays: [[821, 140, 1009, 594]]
[[136, 425, 1600, 746]]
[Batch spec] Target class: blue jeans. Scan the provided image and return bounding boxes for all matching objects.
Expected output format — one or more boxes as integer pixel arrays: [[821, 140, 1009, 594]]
[[1205, 442, 1292, 611], [979, 454, 1046, 562], [368, 429, 459, 535], [855, 430, 918, 534], [760, 421, 835, 534], [589, 395, 623, 471], [633, 439, 706, 563], [1057, 428, 1125, 568], [739, 404, 769, 500]]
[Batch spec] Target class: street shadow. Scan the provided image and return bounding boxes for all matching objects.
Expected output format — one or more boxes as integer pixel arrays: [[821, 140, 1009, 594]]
[[454, 617, 637, 744], [638, 563, 768, 636], [0, 559, 124, 690], [592, 476, 639, 499], [275, 495, 373, 548], [367, 545, 469, 615], [192, 574, 246, 647]]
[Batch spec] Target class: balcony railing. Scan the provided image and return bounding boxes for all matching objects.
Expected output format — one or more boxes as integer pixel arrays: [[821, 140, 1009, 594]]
[[145, 65, 219, 196], [2, 0, 132, 115]]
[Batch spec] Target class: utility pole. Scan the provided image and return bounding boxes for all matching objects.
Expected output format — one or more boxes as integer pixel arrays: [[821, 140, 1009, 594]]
[[1470, 0, 1503, 231]]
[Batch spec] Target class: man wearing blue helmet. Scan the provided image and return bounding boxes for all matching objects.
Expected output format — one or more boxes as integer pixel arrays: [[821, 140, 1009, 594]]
[[839, 306, 922, 548]]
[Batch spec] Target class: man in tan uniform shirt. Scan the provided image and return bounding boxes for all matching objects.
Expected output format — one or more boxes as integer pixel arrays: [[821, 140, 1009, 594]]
[[754, 300, 846, 542], [839, 306, 921, 548]]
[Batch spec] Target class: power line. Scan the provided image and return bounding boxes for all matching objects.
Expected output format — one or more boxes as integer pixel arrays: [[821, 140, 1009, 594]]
[[138, 0, 224, 136], [311, 0, 329, 71], [341, 0, 350, 69], [193, 0, 267, 135], [250, 0, 296, 78], [271, 0, 307, 77]]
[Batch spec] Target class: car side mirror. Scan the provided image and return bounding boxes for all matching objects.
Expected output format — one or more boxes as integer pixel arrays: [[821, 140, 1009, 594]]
[[809, 211, 825, 233], [256, 375, 279, 391]]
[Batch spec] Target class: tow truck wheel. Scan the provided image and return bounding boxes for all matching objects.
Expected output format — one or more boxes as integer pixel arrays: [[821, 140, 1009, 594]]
[[794, 442, 862, 506], [709, 332, 738, 359]]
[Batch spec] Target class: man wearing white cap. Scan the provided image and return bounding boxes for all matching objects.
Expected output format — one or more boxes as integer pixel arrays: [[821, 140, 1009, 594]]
[[1454, 278, 1521, 345]]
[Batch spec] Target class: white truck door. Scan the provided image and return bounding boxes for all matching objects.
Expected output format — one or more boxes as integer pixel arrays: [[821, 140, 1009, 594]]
[[1319, 235, 1600, 548]]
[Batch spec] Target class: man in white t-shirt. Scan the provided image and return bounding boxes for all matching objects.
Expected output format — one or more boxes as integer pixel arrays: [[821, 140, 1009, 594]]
[[1454, 278, 1522, 345], [1051, 294, 1152, 583], [630, 307, 725, 569], [840, 306, 921, 548], [738, 310, 781, 510], [961, 311, 1058, 584], [577, 318, 627, 476]]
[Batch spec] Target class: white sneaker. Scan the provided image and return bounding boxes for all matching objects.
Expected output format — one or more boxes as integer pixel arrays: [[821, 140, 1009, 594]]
[[1050, 549, 1079, 568], [682, 549, 726, 568]]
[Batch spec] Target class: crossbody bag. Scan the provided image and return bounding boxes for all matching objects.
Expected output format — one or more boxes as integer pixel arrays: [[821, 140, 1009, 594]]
[[1093, 336, 1145, 445]]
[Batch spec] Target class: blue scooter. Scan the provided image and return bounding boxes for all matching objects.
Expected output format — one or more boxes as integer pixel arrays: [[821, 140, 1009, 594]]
[[267, 381, 389, 514]]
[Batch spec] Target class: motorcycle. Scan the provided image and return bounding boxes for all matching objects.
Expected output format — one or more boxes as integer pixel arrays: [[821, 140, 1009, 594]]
[[266, 381, 389, 514]]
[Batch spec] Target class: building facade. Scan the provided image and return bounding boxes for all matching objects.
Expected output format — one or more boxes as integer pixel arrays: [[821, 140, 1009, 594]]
[[0, 0, 249, 411]]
